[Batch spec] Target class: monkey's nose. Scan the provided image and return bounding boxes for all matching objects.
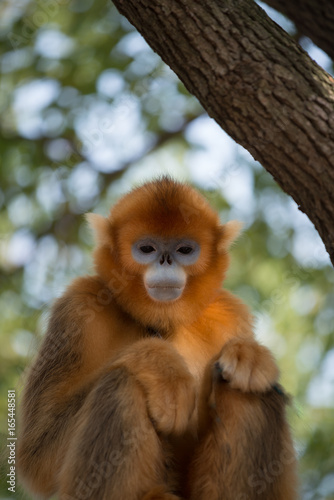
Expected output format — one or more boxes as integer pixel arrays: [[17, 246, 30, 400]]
[[160, 253, 172, 265]]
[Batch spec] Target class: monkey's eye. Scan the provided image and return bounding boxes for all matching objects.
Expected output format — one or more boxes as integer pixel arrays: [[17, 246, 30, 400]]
[[177, 246, 193, 255], [139, 245, 156, 254]]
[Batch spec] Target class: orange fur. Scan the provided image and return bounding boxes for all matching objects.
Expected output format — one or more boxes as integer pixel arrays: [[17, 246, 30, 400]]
[[17, 177, 298, 499]]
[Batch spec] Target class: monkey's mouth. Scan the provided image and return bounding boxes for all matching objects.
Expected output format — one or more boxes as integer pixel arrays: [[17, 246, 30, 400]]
[[146, 285, 184, 302]]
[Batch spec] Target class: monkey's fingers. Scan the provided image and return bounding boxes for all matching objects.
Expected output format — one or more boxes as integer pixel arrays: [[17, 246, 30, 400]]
[[142, 485, 183, 499], [145, 371, 196, 435], [216, 337, 279, 393]]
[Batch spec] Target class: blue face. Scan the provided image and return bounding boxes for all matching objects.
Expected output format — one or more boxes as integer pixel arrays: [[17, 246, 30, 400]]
[[131, 237, 201, 302]]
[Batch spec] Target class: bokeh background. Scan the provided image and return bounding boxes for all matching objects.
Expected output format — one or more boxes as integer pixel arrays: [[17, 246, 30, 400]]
[[0, 0, 333, 498]]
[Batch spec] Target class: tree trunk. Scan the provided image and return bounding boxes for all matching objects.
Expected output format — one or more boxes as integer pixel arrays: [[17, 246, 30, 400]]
[[262, 0, 334, 61], [112, 0, 334, 266]]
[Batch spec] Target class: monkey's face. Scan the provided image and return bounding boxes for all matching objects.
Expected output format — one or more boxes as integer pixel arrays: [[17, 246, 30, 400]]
[[87, 178, 242, 328], [131, 237, 201, 302]]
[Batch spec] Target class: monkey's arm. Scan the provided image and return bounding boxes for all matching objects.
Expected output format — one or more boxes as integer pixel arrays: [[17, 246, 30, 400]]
[[110, 338, 196, 435], [18, 278, 196, 497], [57, 338, 196, 500], [191, 294, 297, 500]]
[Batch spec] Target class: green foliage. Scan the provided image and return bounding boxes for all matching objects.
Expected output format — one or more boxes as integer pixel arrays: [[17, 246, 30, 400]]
[[0, 1, 333, 499]]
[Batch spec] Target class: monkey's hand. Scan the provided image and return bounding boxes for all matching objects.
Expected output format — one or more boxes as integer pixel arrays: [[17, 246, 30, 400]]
[[111, 338, 196, 435], [215, 337, 279, 393]]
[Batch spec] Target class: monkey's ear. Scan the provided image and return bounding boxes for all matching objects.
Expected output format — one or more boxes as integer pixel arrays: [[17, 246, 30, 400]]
[[217, 220, 243, 252], [86, 213, 112, 246]]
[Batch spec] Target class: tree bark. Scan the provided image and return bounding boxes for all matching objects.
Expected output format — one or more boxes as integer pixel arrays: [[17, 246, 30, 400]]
[[262, 0, 334, 61], [112, 0, 334, 265]]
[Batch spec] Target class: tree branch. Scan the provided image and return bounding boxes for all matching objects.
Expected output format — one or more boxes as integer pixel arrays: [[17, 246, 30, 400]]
[[112, 0, 334, 265], [261, 0, 334, 61]]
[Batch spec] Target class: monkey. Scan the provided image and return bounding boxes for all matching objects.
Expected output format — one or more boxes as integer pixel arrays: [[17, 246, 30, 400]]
[[17, 177, 298, 500]]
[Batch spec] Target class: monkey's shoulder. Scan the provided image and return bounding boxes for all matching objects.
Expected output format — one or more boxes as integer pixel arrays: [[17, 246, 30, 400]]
[[54, 274, 123, 315], [46, 275, 140, 370], [65, 274, 112, 298]]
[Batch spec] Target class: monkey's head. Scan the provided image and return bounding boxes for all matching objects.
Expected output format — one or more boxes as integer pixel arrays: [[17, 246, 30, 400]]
[[87, 177, 241, 332]]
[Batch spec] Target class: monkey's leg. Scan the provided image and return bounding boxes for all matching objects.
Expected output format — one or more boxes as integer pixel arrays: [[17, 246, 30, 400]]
[[186, 375, 298, 500], [58, 367, 182, 500]]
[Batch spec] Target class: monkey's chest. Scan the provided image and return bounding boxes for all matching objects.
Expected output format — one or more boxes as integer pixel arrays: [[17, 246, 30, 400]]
[[171, 325, 221, 384]]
